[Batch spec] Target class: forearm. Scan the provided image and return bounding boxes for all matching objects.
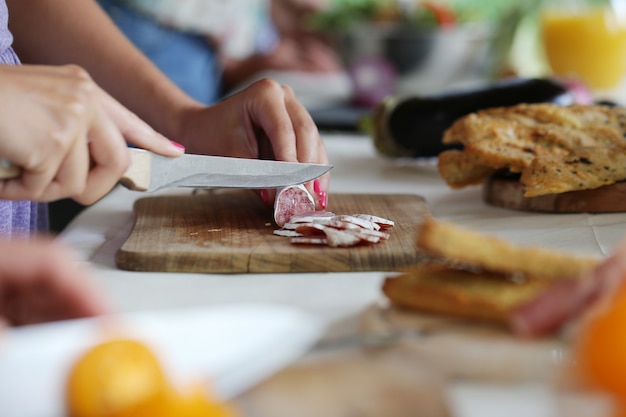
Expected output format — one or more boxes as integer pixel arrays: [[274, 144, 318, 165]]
[[6, 0, 202, 138]]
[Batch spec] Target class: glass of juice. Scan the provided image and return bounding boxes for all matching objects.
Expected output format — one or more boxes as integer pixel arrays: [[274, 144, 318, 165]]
[[540, 0, 626, 90]]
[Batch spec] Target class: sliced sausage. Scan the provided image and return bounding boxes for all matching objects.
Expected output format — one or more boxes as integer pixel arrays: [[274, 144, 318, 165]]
[[274, 184, 316, 227]]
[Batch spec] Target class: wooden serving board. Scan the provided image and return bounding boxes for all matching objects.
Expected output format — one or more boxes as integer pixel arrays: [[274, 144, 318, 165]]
[[484, 176, 626, 213], [116, 190, 429, 273]]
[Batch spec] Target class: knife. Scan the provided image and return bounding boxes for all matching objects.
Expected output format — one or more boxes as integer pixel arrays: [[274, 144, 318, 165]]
[[0, 148, 333, 192]]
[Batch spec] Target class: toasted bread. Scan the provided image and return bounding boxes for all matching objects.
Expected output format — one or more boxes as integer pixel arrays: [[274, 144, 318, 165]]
[[382, 218, 601, 331], [436, 149, 496, 188], [382, 263, 550, 323], [438, 103, 626, 195], [416, 218, 600, 280], [520, 145, 626, 197]]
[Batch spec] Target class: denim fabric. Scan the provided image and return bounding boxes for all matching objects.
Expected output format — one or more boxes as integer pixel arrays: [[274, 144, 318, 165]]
[[98, 0, 222, 104]]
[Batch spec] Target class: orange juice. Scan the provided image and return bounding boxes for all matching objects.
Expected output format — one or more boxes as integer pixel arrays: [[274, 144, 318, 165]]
[[541, 6, 626, 89]]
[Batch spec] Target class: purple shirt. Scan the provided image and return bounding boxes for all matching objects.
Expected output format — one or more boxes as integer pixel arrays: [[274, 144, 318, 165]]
[[0, 0, 47, 236], [0, 1, 18, 65]]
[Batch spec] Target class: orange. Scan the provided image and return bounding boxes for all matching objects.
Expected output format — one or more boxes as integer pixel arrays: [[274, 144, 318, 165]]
[[576, 283, 626, 400], [111, 383, 237, 417], [66, 339, 169, 417], [66, 338, 237, 417]]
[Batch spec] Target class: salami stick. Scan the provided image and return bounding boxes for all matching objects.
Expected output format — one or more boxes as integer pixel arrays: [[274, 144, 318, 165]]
[[273, 184, 316, 227]]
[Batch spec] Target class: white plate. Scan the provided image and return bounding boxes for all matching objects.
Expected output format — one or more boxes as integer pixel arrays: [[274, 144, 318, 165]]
[[0, 303, 324, 417]]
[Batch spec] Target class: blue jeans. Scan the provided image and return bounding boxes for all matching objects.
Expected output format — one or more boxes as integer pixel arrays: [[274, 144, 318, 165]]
[[98, 0, 222, 104]]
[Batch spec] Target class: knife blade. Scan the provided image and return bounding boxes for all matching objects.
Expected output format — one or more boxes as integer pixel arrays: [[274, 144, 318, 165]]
[[123, 149, 332, 192], [0, 148, 333, 192]]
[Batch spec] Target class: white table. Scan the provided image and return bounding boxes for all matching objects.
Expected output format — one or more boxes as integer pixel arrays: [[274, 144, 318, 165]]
[[59, 133, 626, 417]]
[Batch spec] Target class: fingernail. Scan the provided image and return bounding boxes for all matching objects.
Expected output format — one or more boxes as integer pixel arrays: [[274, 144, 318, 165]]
[[313, 179, 324, 197], [260, 189, 270, 205], [171, 141, 186, 151], [320, 191, 328, 209]]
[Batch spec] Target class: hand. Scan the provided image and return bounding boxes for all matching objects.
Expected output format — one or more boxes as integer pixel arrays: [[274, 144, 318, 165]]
[[267, 35, 341, 73], [0, 64, 184, 205], [271, 0, 330, 37], [221, 36, 342, 89], [176, 79, 330, 209], [0, 237, 109, 328]]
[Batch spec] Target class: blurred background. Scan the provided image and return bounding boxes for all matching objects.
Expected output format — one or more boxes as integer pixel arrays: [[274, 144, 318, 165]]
[[302, 0, 626, 135], [98, 0, 626, 135]]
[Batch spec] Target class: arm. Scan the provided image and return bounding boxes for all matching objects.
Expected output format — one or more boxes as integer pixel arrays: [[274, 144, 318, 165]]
[[6, 0, 201, 139], [6, 0, 330, 208]]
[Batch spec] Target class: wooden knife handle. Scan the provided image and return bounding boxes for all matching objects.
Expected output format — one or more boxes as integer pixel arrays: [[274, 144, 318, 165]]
[[119, 148, 152, 192], [0, 159, 22, 180], [0, 148, 152, 191]]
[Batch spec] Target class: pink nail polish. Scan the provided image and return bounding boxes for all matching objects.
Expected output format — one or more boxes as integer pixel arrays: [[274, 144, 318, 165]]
[[171, 141, 186, 151], [320, 191, 328, 209], [313, 179, 324, 197]]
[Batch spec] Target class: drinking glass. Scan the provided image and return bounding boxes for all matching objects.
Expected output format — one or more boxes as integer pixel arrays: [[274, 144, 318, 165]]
[[540, 0, 626, 90]]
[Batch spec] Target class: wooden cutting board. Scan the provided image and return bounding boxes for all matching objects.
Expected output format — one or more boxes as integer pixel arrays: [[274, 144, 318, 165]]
[[116, 190, 429, 273], [483, 176, 626, 213]]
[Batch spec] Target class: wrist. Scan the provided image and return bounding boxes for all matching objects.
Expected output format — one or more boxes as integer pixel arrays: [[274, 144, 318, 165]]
[[156, 97, 205, 146]]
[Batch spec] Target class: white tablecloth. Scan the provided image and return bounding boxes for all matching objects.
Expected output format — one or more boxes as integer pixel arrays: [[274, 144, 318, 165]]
[[59, 133, 626, 417]]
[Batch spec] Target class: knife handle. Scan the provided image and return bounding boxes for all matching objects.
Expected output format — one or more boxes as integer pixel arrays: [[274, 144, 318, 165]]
[[0, 159, 21, 180], [0, 148, 152, 191], [119, 148, 152, 192]]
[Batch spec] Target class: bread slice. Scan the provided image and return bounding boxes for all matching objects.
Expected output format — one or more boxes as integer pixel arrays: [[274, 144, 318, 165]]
[[437, 149, 496, 188], [382, 264, 550, 323], [520, 145, 626, 197], [382, 217, 601, 330], [438, 103, 626, 193], [416, 218, 600, 281]]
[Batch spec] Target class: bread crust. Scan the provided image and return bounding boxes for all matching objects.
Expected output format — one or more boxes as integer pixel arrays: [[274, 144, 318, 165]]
[[382, 218, 601, 327], [382, 264, 549, 323], [416, 218, 600, 280], [438, 103, 626, 196]]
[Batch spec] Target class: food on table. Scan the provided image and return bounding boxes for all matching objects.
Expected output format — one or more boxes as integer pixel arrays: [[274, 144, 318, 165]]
[[438, 103, 626, 197], [273, 184, 316, 227], [311, 0, 458, 30], [382, 217, 601, 337], [513, 248, 626, 338], [370, 78, 572, 158], [310, 0, 520, 31], [416, 216, 599, 279], [383, 262, 551, 323], [274, 211, 394, 247], [576, 274, 626, 405], [66, 338, 236, 417]]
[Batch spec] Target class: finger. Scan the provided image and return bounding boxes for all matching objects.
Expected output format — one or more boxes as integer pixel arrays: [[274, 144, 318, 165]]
[[246, 80, 330, 210], [279, 85, 331, 208], [0, 239, 109, 325], [0, 165, 59, 202], [36, 245, 110, 320], [30, 248, 110, 321], [96, 87, 185, 157], [275, 85, 326, 164], [0, 128, 83, 202], [26, 117, 91, 202], [247, 79, 299, 162], [73, 104, 130, 205], [0, 65, 93, 201]]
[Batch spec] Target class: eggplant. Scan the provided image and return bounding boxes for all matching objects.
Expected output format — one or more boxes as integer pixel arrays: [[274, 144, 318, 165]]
[[371, 77, 574, 158]]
